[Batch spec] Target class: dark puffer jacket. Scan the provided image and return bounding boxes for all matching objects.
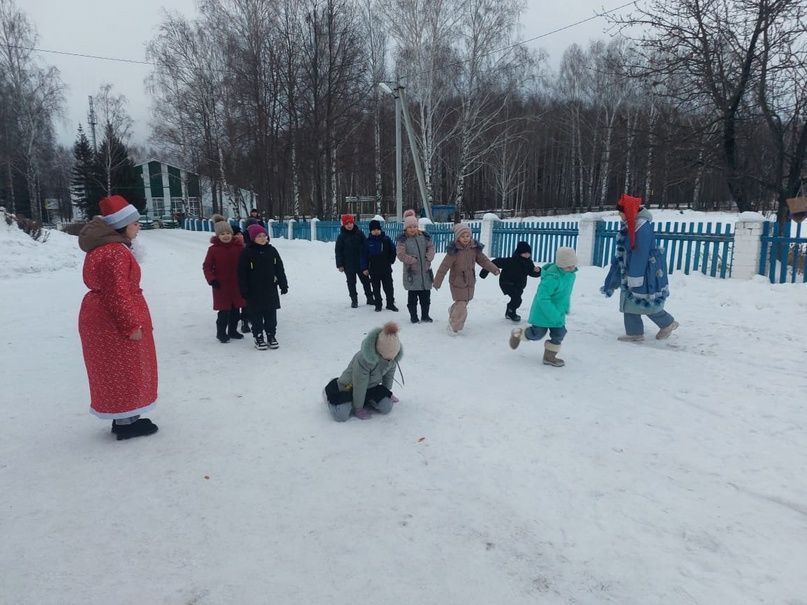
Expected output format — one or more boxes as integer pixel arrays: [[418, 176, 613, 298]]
[[335, 226, 367, 272], [360, 231, 396, 275], [237, 242, 288, 310], [480, 242, 541, 292]]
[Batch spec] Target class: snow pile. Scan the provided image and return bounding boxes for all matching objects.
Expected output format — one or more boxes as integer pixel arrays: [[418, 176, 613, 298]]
[[0, 219, 82, 278]]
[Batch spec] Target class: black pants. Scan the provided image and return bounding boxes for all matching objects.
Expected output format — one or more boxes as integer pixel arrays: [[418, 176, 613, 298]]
[[407, 290, 431, 317], [501, 284, 525, 311], [250, 307, 278, 338], [370, 272, 395, 306], [324, 378, 391, 406], [216, 307, 240, 337], [345, 269, 372, 302]]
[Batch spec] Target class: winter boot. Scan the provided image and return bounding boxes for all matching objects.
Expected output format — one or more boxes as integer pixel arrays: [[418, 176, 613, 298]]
[[408, 303, 419, 324], [254, 334, 268, 350], [386, 302, 399, 312], [617, 334, 644, 342], [216, 315, 230, 343], [656, 321, 680, 340], [240, 319, 251, 334], [350, 296, 358, 309], [420, 303, 433, 322], [542, 341, 565, 367], [114, 418, 158, 441], [509, 327, 526, 350], [505, 306, 521, 322], [375, 297, 383, 312], [353, 407, 371, 420], [227, 312, 244, 339], [366, 294, 375, 306], [267, 335, 279, 349]]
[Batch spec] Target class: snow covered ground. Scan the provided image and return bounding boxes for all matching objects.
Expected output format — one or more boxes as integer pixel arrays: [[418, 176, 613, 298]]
[[1, 216, 806, 605]]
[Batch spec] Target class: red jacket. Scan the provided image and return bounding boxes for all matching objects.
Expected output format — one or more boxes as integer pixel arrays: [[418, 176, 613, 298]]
[[78, 218, 158, 418], [203, 236, 246, 310]]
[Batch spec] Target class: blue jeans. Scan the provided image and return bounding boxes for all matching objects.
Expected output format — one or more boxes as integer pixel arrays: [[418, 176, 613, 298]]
[[623, 311, 675, 336], [524, 325, 566, 345]]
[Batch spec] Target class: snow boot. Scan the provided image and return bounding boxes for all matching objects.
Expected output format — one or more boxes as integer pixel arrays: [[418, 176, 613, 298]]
[[542, 341, 565, 367], [227, 312, 244, 339], [509, 327, 525, 350], [505, 306, 521, 322], [656, 321, 680, 340], [240, 319, 251, 334], [408, 303, 419, 323], [350, 296, 358, 309], [420, 303, 433, 322], [386, 302, 399, 312], [617, 334, 644, 342], [366, 295, 375, 306], [254, 334, 268, 350], [114, 418, 158, 441], [375, 298, 383, 312], [216, 316, 230, 343]]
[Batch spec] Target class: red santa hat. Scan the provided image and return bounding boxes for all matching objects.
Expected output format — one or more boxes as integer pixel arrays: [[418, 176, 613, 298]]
[[616, 194, 642, 249], [100, 195, 140, 230]]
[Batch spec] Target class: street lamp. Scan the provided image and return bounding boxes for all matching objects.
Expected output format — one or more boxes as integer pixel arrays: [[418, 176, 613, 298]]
[[378, 81, 432, 222]]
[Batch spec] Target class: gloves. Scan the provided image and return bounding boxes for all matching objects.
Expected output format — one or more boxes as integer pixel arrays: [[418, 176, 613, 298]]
[[600, 286, 613, 298], [209, 279, 221, 289], [479, 269, 489, 279], [280, 286, 288, 295]]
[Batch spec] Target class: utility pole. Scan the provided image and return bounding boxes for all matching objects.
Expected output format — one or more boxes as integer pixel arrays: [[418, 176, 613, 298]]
[[378, 82, 432, 221], [87, 96, 97, 153]]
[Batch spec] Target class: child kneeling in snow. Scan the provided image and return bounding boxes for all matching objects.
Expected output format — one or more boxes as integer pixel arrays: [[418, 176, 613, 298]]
[[509, 246, 578, 367], [324, 321, 403, 421]]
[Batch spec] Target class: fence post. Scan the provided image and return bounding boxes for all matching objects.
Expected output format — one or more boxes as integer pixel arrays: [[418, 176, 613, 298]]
[[311, 217, 319, 241], [577, 213, 602, 266], [732, 212, 766, 279], [287, 218, 296, 240], [480, 212, 500, 251]]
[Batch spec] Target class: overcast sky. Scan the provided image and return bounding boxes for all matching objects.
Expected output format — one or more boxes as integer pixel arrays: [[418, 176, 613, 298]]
[[23, 0, 623, 148]]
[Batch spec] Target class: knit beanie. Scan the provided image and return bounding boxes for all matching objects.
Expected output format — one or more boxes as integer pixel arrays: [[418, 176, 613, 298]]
[[247, 223, 268, 240], [555, 246, 578, 267], [514, 241, 531, 255], [341, 214, 355, 226], [403, 209, 416, 218], [616, 193, 642, 249], [404, 215, 419, 229], [211, 214, 233, 236], [369, 219, 382, 231], [375, 321, 401, 361], [100, 195, 140, 230], [453, 223, 471, 239]]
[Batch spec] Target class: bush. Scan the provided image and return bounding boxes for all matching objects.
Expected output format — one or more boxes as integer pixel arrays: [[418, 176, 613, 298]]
[[1, 209, 49, 242]]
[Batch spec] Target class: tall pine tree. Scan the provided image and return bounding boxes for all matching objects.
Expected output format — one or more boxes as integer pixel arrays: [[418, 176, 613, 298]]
[[70, 125, 103, 218], [97, 122, 145, 212]]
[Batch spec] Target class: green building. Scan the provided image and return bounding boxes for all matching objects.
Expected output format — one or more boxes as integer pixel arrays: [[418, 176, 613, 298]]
[[137, 160, 202, 219]]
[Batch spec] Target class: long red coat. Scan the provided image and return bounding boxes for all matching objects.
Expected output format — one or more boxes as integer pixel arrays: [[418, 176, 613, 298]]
[[202, 236, 245, 310], [78, 218, 158, 418]]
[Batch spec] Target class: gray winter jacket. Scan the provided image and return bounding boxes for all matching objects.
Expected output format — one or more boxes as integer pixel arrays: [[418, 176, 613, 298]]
[[395, 231, 435, 291], [337, 327, 404, 409]]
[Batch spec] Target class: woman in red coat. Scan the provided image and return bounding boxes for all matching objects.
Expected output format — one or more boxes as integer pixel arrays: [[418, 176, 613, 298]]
[[78, 195, 159, 441], [203, 215, 246, 342]]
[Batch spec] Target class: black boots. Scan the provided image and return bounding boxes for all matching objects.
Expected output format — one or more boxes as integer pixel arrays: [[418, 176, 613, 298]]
[[386, 303, 399, 312], [505, 307, 521, 322], [408, 303, 419, 323], [420, 303, 432, 322], [216, 314, 230, 343], [350, 296, 358, 308], [227, 311, 244, 339], [111, 418, 158, 441]]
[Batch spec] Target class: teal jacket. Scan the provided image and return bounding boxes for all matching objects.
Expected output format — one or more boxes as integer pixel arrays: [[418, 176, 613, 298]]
[[337, 327, 403, 409], [527, 263, 577, 328]]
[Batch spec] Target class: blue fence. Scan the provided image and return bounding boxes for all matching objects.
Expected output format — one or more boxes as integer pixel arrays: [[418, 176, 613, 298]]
[[594, 220, 734, 278], [425, 222, 482, 253], [491, 221, 578, 261], [760, 221, 807, 283]]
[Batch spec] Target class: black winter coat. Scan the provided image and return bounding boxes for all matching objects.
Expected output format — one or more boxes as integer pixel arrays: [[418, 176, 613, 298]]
[[238, 242, 288, 310], [335, 226, 366, 272], [360, 232, 396, 275], [480, 254, 541, 292]]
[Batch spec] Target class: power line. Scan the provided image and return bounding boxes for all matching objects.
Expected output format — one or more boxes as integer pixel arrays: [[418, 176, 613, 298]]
[[392, 0, 638, 84], [15, 0, 637, 78]]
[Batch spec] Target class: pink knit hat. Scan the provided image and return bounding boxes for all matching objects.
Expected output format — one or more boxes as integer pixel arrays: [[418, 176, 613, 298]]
[[247, 224, 268, 240], [453, 223, 471, 239]]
